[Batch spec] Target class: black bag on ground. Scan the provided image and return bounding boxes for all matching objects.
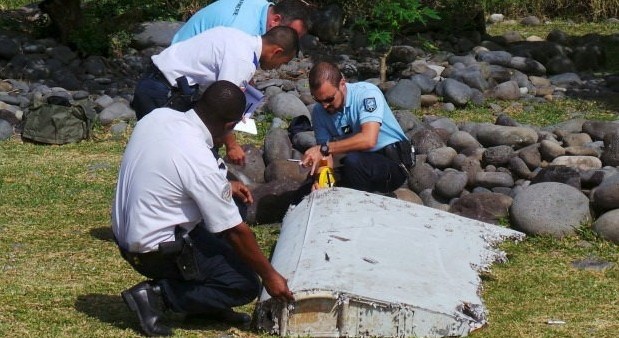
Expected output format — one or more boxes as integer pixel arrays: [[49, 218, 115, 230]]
[[22, 96, 95, 145]]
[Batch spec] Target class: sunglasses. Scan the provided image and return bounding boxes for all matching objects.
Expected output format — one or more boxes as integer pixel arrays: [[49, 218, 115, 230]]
[[315, 89, 341, 104]]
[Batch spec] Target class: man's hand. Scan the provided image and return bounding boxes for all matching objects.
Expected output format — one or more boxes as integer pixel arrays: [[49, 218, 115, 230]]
[[262, 271, 295, 302], [224, 223, 295, 304], [301, 145, 323, 175], [230, 181, 253, 205], [223, 132, 246, 166], [226, 143, 246, 166]]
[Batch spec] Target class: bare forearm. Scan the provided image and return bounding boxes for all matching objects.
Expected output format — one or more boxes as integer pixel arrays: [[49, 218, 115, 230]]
[[224, 223, 277, 278]]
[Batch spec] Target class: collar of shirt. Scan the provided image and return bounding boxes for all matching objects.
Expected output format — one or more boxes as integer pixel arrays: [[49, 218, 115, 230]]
[[186, 109, 214, 148]]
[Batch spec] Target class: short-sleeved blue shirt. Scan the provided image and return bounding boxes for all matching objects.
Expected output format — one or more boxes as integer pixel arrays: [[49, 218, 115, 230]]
[[172, 0, 271, 44], [312, 82, 407, 152]]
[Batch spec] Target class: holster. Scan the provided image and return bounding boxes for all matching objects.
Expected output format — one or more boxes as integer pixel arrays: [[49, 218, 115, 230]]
[[379, 139, 415, 170], [158, 227, 201, 281], [165, 76, 198, 112]]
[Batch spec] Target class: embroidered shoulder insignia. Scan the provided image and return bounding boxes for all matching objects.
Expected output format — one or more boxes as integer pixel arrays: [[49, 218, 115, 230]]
[[222, 183, 232, 202], [364, 97, 377, 112]]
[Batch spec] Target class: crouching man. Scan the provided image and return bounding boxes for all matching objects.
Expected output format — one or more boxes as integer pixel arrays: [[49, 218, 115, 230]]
[[112, 80, 294, 336]]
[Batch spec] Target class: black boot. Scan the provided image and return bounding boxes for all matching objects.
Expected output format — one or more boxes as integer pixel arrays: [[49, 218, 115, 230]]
[[121, 281, 173, 337]]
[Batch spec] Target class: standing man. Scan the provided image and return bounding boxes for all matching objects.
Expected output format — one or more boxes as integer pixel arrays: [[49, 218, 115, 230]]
[[172, 0, 309, 44], [301, 61, 414, 194], [114, 80, 294, 337], [131, 25, 298, 165]]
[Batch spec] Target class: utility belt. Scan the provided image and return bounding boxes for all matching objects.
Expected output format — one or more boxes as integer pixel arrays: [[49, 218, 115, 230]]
[[376, 139, 416, 171], [148, 63, 199, 112], [119, 226, 201, 281]]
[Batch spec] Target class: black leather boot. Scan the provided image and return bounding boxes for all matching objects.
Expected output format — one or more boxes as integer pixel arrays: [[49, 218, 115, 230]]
[[121, 281, 173, 337]]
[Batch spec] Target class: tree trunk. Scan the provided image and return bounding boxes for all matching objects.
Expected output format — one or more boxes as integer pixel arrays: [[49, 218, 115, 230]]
[[39, 0, 83, 45], [379, 46, 392, 83]]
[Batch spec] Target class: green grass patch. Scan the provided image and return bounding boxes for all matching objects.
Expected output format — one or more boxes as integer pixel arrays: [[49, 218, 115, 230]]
[[1, 110, 618, 337]]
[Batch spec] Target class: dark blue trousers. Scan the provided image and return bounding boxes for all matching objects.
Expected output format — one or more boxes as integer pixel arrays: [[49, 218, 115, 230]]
[[122, 225, 260, 314], [131, 68, 197, 121], [131, 72, 172, 121], [340, 151, 407, 193]]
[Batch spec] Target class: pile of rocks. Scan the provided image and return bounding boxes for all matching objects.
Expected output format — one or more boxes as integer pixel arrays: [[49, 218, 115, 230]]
[[1, 6, 618, 244]]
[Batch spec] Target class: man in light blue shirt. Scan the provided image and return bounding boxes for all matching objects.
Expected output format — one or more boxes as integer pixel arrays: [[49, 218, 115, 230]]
[[301, 61, 413, 194], [172, 0, 309, 44]]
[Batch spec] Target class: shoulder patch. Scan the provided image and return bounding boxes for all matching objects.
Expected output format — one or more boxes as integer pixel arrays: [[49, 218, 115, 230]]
[[222, 182, 233, 202], [364, 97, 377, 112]]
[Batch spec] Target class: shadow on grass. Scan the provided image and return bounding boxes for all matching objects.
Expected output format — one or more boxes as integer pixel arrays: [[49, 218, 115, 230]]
[[75, 293, 253, 335], [90, 226, 115, 242], [75, 293, 136, 331]]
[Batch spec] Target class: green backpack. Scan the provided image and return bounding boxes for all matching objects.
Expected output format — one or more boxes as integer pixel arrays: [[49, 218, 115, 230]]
[[22, 96, 96, 145]]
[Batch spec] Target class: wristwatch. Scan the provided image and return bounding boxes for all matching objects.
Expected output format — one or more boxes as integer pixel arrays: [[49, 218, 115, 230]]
[[320, 143, 330, 156]]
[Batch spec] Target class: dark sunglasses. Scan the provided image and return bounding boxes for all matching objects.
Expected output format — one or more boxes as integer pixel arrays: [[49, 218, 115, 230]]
[[312, 90, 337, 105]]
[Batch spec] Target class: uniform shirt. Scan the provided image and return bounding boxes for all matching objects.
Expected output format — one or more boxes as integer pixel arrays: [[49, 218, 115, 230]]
[[172, 0, 272, 44], [312, 82, 407, 151], [152, 26, 261, 88], [112, 108, 241, 253]]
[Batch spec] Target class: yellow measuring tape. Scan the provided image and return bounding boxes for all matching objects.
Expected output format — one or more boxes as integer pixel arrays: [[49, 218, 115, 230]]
[[317, 166, 336, 188]]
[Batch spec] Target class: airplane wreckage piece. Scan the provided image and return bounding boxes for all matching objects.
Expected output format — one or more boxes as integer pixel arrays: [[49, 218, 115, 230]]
[[255, 187, 525, 337]]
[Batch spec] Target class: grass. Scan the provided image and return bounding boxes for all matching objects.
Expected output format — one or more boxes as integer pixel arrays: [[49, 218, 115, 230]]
[[0, 3, 617, 337], [1, 110, 618, 337]]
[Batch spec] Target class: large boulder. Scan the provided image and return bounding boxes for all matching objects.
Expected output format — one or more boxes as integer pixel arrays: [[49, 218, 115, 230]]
[[510, 182, 591, 238]]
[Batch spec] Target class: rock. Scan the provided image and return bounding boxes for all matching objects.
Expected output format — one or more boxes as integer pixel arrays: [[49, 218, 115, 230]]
[[427, 117, 458, 135], [548, 72, 582, 86], [99, 101, 135, 125], [264, 159, 311, 183], [438, 78, 472, 107], [408, 163, 438, 193], [517, 143, 542, 169], [385, 79, 421, 109], [550, 156, 602, 171], [509, 156, 533, 179], [520, 16, 541, 26], [601, 132, 619, 166], [263, 128, 293, 165], [510, 182, 591, 238], [267, 92, 309, 119], [132, 21, 183, 49], [389, 45, 425, 63], [488, 13, 504, 24], [540, 139, 565, 160], [591, 174, 619, 211], [448, 131, 482, 152], [508, 56, 546, 76], [562, 133, 592, 147], [418, 188, 450, 211], [450, 192, 513, 224], [435, 170, 468, 199], [531, 165, 581, 189], [582, 120, 619, 141], [227, 145, 265, 184], [0, 119, 13, 140], [0, 36, 20, 60], [491, 80, 521, 100], [592, 209, 619, 244], [410, 74, 436, 94], [475, 171, 515, 189], [483, 145, 515, 166], [411, 128, 446, 155], [246, 180, 307, 224], [476, 123, 538, 148], [393, 187, 422, 204], [427, 147, 457, 169], [476, 50, 512, 67]]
